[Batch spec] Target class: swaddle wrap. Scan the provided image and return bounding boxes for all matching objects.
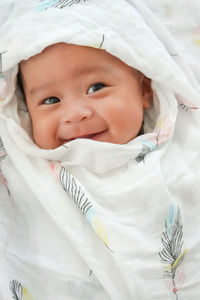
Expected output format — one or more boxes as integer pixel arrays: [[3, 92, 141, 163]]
[[0, 0, 200, 299]]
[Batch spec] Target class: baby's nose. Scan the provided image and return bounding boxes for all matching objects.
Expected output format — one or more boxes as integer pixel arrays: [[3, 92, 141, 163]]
[[61, 100, 93, 123]]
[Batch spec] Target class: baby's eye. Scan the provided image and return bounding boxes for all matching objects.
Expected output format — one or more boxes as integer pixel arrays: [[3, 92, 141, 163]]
[[87, 82, 106, 94], [42, 97, 60, 105]]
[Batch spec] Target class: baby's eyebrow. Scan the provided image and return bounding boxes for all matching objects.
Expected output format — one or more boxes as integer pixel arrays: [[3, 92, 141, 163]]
[[28, 79, 56, 96], [28, 64, 113, 96], [78, 64, 112, 75]]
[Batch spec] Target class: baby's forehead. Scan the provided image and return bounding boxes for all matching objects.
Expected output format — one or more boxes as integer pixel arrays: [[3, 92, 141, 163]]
[[19, 42, 140, 93], [20, 42, 132, 72]]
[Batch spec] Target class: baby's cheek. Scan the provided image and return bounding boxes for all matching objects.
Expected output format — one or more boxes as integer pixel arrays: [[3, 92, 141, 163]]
[[30, 116, 46, 146], [32, 116, 59, 149], [32, 124, 45, 147]]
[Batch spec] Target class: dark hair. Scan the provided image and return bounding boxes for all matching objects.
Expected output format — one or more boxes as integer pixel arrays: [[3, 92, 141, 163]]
[[17, 71, 25, 99]]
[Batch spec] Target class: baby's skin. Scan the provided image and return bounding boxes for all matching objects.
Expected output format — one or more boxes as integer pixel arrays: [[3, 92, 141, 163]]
[[20, 43, 152, 149]]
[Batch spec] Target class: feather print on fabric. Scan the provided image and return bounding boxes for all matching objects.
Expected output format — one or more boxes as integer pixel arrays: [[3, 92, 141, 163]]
[[0, 75, 8, 101], [52, 0, 88, 8], [0, 51, 8, 101], [59, 166, 109, 248], [0, 137, 10, 194], [49, 162, 110, 249], [154, 115, 173, 146], [10, 280, 23, 300], [37, 0, 58, 11], [37, 0, 88, 11], [159, 204, 187, 300], [98, 34, 105, 49], [0, 137, 7, 161], [0, 54, 2, 74], [135, 114, 174, 163], [10, 280, 34, 300], [135, 139, 157, 162], [85, 34, 105, 50], [176, 94, 199, 112], [192, 26, 200, 46], [0, 170, 10, 195], [60, 167, 93, 216], [0, 51, 7, 73]]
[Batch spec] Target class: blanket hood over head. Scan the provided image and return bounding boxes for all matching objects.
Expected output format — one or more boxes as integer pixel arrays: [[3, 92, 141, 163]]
[[0, 0, 200, 299]]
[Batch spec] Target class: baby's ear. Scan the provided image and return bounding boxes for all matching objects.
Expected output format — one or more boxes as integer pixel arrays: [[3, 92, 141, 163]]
[[141, 76, 153, 109]]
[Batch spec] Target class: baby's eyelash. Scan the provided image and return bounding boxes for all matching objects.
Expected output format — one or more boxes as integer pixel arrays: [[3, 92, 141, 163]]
[[42, 96, 60, 105], [87, 82, 106, 94], [40, 83, 107, 105]]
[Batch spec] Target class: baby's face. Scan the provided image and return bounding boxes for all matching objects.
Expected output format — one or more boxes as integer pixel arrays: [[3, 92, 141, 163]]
[[20, 43, 152, 149]]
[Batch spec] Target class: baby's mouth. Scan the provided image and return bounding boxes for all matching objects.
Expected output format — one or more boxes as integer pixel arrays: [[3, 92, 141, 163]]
[[63, 130, 106, 143]]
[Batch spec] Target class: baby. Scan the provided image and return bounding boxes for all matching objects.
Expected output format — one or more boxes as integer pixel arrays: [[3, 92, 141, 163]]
[[2, 1, 200, 299], [19, 42, 153, 149]]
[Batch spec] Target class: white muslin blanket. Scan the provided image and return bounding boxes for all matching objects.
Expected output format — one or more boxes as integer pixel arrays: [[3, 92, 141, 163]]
[[0, 0, 200, 299]]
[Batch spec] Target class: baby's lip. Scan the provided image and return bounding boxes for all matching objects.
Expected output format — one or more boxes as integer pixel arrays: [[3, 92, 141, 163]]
[[62, 130, 106, 143]]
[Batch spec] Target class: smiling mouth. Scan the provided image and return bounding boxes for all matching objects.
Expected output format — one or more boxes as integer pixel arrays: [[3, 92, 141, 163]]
[[63, 131, 106, 143]]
